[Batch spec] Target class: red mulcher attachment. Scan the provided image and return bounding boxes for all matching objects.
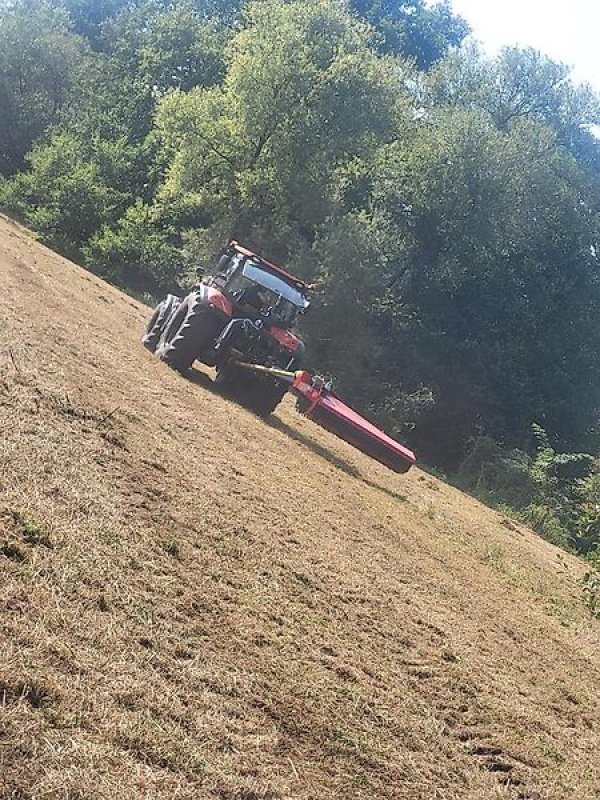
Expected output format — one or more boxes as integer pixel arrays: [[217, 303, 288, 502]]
[[231, 361, 416, 473], [291, 371, 416, 474]]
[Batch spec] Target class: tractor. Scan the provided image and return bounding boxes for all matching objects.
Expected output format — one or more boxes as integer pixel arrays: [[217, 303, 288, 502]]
[[143, 241, 310, 415], [143, 240, 417, 473]]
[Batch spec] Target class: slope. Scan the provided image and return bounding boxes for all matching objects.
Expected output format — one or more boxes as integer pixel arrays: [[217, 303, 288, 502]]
[[1, 214, 599, 800]]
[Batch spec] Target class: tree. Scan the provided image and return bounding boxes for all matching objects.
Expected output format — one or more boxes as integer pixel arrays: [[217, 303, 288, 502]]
[[348, 0, 469, 69], [83, 200, 186, 291], [427, 45, 600, 169], [155, 0, 412, 259], [367, 108, 600, 467], [101, 0, 228, 94], [0, 131, 128, 257], [53, 0, 133, 48], [54, 0, 243, 50], [0, 1, 91, 175]]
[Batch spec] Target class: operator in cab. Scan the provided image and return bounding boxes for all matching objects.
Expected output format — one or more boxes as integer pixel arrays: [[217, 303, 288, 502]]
[[236, 283, 270, 314]]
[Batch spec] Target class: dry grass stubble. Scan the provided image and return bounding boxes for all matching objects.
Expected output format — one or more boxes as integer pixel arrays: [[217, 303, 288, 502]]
[[1, 215, 600, 799]]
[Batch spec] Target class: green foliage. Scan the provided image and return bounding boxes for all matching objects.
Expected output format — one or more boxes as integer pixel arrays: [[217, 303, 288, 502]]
[[1, 134, 104, 252], [519, 505, 572, 551], [155, 0, 410, 254], [0, 0, 91, 174], [16, 510, 52, 548], [370, 105, 600, 466], [456, 436, 537, 510], [517, 427, 594, 551], [427, 45, 600, 176], [581, 569, 600, 617], [573, 472, 600, 555], [348, 0, 469, 68], [83, 201, 185, 291], [0, 130, 128, 256], [457, 425, 599, 553], [302, 212, 389, 403], [102, 0, 229, 94]]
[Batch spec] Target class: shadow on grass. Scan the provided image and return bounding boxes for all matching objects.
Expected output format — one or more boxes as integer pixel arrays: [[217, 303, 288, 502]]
[[266, 416, 408, 504], [185, 367, 407, 504], [265, 415, 361, 478]]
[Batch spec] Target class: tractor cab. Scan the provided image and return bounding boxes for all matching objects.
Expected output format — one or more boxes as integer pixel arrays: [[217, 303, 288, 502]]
[[205, 242, 310, 330]]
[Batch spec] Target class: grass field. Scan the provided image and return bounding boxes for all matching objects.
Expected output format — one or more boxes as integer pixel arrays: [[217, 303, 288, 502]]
[[1, 214, 600, 799]]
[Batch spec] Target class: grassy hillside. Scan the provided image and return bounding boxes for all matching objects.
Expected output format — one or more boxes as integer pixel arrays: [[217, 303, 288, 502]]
[[1, 214, 599, 800]]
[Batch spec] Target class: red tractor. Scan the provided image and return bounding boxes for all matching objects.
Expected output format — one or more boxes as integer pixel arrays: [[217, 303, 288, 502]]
[[143, 241, 416, 473], [143, 241, 310, 415]]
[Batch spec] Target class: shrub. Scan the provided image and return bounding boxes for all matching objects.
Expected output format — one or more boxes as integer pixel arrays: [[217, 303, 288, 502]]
[[456, 436, 538, 510], [83, 201, 185, 293], [519, 504, 573, 550]]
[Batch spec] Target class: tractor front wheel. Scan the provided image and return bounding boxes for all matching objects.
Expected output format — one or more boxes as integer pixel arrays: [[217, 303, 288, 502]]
[[215, 363, 287, 416], [247, 380, 288, 416]]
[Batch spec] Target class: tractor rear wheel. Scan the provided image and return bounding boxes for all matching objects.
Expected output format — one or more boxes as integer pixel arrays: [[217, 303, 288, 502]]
[[142, 294, 181, 352], [156, 293, 219, 372]]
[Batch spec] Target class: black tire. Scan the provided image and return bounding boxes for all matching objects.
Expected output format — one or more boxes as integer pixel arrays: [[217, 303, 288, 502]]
[[155, 292, 220, 373], [215, 363, 287, 416], [248, 351, 302, 415], [296, 395, 311, 414], [142, 294, 181, 352], [214, 362, 235, 388], [248, 381, 288, 416]]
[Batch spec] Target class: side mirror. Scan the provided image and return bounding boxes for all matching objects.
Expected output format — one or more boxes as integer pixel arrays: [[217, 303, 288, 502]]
[[195, 265, 205, 280]]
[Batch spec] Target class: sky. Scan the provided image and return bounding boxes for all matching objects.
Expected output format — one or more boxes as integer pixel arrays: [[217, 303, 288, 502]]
[[447, 0, 600, 91]]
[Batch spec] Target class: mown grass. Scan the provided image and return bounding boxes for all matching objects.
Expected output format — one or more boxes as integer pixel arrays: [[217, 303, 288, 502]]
[[1, 216, 600, 799]]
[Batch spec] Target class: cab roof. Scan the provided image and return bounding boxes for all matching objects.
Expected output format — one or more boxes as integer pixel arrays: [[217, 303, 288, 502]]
[[229, 241, 310, 294]]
